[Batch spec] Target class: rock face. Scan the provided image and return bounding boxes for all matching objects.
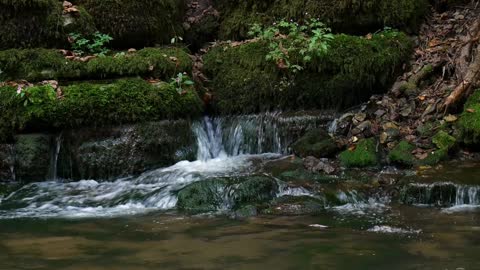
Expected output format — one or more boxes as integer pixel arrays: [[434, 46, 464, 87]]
[[58, 120, 197, 180], [176, 176, 278, 213], [0, 144, 15, 182], [14, 134, 53, 183]]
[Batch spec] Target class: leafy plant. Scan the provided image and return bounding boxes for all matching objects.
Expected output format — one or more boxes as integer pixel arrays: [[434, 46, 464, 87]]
[[69, 31, 113, 56], [171, 35, 184, 44], [16, 85, 56, 107], [248, 19, 334, 73], [170, 72, 194, 94]]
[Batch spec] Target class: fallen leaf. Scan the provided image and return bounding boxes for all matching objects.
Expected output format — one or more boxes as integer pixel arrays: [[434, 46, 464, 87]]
[[466, 108, 476, 113]]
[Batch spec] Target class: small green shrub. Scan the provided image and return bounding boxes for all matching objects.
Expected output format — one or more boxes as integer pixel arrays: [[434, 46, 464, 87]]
[[69, 32, 113, 56], [248, 19, 334, 73], [170, 72, 195, 94]]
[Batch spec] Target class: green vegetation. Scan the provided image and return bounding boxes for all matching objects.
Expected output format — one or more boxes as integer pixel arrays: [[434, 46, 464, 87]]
[[432, 130, 456, 150], [291, 129, 338, 158], [0, 79, 203, 142], [0, 0, 96, 49], [0, 47, 192, 82], [78, 0, 186, 48], [248, 19, 334, 73], [388, 141, 415, 166], [204, 31, 412, 113], [215, 0, 429, 40], [69, 32, 113, 56], [170, 73, 195, 94], [339, 138, 378, 168], [458, 90, 480, 147]]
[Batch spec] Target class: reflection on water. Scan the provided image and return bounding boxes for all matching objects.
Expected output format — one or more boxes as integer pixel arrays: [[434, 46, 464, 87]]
[[0, 206, 479, 270]]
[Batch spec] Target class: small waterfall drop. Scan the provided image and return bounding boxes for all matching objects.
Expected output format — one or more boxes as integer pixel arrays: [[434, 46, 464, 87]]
[[48, 133, 63, 181], [401, 182, 480, 208], [192, 112, 331, 160]]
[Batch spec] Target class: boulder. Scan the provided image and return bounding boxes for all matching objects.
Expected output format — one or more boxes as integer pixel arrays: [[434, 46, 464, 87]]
[[291, 129, 339, 158]]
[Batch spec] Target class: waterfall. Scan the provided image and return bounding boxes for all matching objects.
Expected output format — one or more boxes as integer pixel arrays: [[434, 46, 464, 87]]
[[401, 182, 480, 207], [48, 133, 63, 181], [192, 112, 331, 160]]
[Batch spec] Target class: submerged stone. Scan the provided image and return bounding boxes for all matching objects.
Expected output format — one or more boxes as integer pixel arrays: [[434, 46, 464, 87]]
[[176, 176, 278, 214]]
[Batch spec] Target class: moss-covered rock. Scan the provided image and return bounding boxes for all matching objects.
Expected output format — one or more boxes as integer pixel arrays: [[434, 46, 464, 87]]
[[458, 90, 480, 147], [0, 0, 96, 49], [388, 140, 415, 166], [58, 120, 197, 180], [0, 47, 192, 82], [77, 0, 186, 48], [176, 176, 278, 214], [417, 148, 449, 166], [14, 134, 52, 182], [0, 79, 203, 143], [339, 138, 379, 168], [203, 31, 412, 114], [215, 0, 429, 40], [291, 128, 339, 158], [432, 130, 456, 150]]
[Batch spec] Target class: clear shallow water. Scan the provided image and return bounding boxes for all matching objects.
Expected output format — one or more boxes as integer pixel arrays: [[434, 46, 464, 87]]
[[1, 115, 480, 269], [0, 206, 479, 270]]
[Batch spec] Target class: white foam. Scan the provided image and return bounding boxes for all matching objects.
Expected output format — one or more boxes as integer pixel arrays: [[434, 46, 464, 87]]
[[368, 225, 421, 234]]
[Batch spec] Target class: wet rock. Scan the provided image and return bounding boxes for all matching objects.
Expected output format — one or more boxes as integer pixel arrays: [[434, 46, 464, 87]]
[[58, 120, 197, 180], [0, 144, 15, 182], [177, 176, 278, 214], [14, 134, 52, 182], [304, 156, 336, 175], [291, 129, 339, 158], [264, 196, 324, 216], [399, 182, 457, 206]]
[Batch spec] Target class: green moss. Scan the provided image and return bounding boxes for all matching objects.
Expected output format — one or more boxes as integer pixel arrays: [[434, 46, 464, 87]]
[[291, 129, 339, 158], [203, 31, 412, 114], [418, 148, 449, 166], [216, 0, 429, 40], [177, 176, 278, 214], [389, 141, 415, 166], [432, 130, 456, 150], [339, 138, 378, 168], [0, 79, 203, 143], [78, 0, 186, 48], [458, 90, 480, 147], [0, 47, 192, 82], [0, 0, 96, 49]]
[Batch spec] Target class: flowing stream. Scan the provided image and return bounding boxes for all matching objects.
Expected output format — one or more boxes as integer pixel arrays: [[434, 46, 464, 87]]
[[1, 115, 480, 269]]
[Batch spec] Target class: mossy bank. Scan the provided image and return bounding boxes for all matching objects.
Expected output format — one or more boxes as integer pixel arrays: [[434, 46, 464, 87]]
[[203, 31, 412, 114]]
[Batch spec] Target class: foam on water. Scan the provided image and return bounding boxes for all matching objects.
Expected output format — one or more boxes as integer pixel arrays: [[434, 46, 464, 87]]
[[368, 225, 422, 234], [0, 154, 280, 219]]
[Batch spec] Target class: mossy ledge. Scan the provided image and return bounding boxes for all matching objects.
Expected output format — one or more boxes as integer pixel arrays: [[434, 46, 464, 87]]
[[215, 0, 429, 40], [0, 78, 203, 143], [0, 47, 192, 82], [203, 31, 412, 114], [76, 0, 186, 48], [0, 0, 96, 49]]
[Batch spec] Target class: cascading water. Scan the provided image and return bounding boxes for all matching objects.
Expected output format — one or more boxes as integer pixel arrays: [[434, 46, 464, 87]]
[[0, 113, 328, 219], [401, 182, 480, 211]]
